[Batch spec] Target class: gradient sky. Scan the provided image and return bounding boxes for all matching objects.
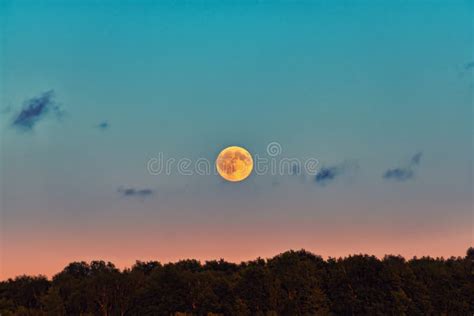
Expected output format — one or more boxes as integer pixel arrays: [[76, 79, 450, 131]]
[[1, 0, 473, 279]]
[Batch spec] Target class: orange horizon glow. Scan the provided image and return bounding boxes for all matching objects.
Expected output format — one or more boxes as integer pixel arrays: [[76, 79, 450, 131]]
[[2, 226, 470, 280]]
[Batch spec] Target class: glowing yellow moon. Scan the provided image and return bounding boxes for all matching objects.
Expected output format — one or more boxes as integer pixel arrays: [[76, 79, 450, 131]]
[[216, 146, 253, 182]]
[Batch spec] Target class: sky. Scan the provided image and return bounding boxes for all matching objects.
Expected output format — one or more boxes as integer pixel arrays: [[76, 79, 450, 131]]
[[0, 0, 473, 279]]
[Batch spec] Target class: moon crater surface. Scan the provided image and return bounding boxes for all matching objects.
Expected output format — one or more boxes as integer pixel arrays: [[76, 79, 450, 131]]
[[216, 146, 253, 182]]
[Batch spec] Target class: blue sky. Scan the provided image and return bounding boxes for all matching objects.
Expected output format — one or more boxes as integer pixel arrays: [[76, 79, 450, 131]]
[[0, 0, 472, 277]]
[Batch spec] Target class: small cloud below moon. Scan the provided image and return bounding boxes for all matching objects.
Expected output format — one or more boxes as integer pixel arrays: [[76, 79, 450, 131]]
[[383, 152, 423, 182], [314, 160, 358, 186], [118, 187, 154, 198], [96, 121, 109, 131], [11, 90, 63, 132]]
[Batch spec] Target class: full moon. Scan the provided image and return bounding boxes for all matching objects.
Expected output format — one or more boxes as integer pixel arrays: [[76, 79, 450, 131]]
[[216, 146, 253, 182]]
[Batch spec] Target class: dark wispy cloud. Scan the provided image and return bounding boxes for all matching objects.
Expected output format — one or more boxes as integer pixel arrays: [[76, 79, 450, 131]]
[[315, 167, 338, 184], [315, 161, 358, 186], [411, 152, 422, 165], [118, 187, 154, 198], [11, 90, 62, 131], [458, 61, 474, 78], [464, 61, 474, 71], [383, 152, 422, 182], [96, 121, 109, 131], [383, 168, 414, 181]]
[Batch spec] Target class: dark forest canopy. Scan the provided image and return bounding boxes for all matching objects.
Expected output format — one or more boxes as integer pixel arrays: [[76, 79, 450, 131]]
[[1, 248, 473, 316]]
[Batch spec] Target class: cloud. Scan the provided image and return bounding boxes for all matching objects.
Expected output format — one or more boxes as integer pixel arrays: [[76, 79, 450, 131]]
[[458, 61, 474, 78], [96, 121, 109, 131], [315, 167, 338, 184], [118, 187, 154, 198], [410, 152, 422, 165], [11, 90, 62, 131], [383, 168, 414, 181], [383, 152, 422, 182], [315, 161, 358, 186]]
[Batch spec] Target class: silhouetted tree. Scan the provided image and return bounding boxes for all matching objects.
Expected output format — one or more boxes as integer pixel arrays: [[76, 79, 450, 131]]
[[0, 275, 49, 315], [1, 248, 473, 315], [323, 257, 358, 314], [268, 250, 330, 315], [235, 258, 278, 314]]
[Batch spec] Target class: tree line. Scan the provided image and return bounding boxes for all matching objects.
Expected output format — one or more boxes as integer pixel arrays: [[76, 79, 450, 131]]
[[1, 248, 473, 315]]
